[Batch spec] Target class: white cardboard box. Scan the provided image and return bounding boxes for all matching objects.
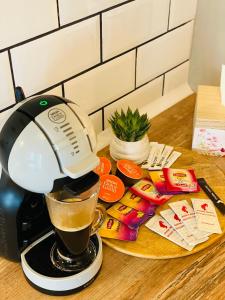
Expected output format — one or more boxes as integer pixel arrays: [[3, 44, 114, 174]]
[[192, 85, 225, 156]]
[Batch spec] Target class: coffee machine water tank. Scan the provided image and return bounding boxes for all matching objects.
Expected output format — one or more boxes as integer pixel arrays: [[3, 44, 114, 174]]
[[0, 95, 100, 261], [0, 95, 99, 193]]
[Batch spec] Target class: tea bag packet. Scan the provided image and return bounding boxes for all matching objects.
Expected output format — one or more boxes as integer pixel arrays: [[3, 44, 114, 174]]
[[129, 178, 172, 205], [191, 198, 222, 234], [149, 171, 168, 194], [169, 200, 209, 241], [149, 171, 184, 195], [107, 203, 150, 229], [145, 215, 193, 251], [160, 209, 197, 246], [163, 151, 181, 168], [98, 216, 138, 241], [163, 168, 200, 193], [120, 191, 156, 215]]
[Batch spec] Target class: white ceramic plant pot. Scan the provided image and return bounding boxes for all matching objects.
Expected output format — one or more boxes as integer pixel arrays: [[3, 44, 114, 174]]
[[109, 135, 150, 164]]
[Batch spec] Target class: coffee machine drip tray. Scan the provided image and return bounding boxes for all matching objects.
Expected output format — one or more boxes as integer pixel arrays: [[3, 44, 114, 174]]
[[21, 231, 102, 295]]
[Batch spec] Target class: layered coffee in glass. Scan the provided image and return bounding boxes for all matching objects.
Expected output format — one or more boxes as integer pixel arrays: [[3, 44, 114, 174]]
[[45, 172, 105, 273]]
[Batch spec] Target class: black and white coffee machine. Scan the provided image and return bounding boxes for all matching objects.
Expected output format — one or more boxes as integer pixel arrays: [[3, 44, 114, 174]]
[[0, 90, 104, 295]]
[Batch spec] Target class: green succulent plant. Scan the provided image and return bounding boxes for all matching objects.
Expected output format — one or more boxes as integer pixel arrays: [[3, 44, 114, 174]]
[[108, 107, 151, 142]]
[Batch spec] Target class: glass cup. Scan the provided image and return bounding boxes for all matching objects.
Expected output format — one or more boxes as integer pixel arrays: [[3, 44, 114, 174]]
[[45, 181, 105, 273]]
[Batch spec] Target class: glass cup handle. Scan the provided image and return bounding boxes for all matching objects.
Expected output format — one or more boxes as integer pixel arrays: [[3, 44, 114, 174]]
[[91, 204, 106, 236]]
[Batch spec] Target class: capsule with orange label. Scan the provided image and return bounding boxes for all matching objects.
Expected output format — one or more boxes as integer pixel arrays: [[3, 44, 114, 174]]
[[116, 159, 143, 186], [98, 174, 125, 203], [93, 156, 112, 176]]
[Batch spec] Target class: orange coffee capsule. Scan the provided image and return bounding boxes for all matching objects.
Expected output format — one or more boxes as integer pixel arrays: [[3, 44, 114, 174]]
[[116, 159, 143, 186], [94, 157, 112, 176], [98, 174, 125, 203]]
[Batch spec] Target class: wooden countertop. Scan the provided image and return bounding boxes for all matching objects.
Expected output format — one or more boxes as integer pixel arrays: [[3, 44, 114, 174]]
[[1, 94, 225, 300]]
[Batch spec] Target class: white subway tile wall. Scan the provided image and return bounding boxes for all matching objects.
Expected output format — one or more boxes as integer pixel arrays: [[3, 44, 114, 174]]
[[58, 0, 128, 25], [102, 0, 170, 60], [136, 21, 194, 87], [64, 51, 135, 114], [11, 17, 100, 97], [104, 76, 163, 128], [0, 0, 196, 134], [164, 61, 190, 94], [0, 52, 15, 110], [89, 111, 103, 134], [169, 0, 198, 29], [0, 0, 58, 49], [41, 86, 62, 97]]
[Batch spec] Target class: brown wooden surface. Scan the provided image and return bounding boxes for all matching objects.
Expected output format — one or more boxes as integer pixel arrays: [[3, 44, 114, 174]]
[[1, 94, 225, 300]]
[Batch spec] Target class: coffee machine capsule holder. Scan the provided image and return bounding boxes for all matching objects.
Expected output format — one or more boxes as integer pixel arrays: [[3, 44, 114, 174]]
[[0, 92, 102, 295]]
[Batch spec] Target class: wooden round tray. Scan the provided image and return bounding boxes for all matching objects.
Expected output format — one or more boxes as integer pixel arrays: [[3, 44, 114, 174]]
[[101, 147, 225, 259]]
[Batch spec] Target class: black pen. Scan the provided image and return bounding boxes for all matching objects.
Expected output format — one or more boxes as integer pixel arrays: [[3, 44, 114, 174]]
[[197, 178, 225, 215]]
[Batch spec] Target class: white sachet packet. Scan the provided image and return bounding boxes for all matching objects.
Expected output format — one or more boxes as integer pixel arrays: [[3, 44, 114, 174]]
[[163, 151, 181, 168], [145, 215, 193, 251], [141, 142, 158, 169], [191, 198, 222, 234], [148, 143, 165, 170], [160, 208, 197, 246], [169, 200, 209, 241], [156, 145, 173, 169]]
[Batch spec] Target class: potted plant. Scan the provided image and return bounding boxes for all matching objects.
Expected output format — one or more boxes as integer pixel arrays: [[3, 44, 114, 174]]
[[108, 108, 151, 164]]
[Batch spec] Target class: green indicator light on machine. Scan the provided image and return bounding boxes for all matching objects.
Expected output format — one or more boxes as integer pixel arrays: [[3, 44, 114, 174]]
[[39, 100, 48, 106]]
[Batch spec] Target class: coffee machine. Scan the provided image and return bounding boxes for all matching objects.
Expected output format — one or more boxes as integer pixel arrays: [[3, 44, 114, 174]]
[[0, 92, 103, 295]]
